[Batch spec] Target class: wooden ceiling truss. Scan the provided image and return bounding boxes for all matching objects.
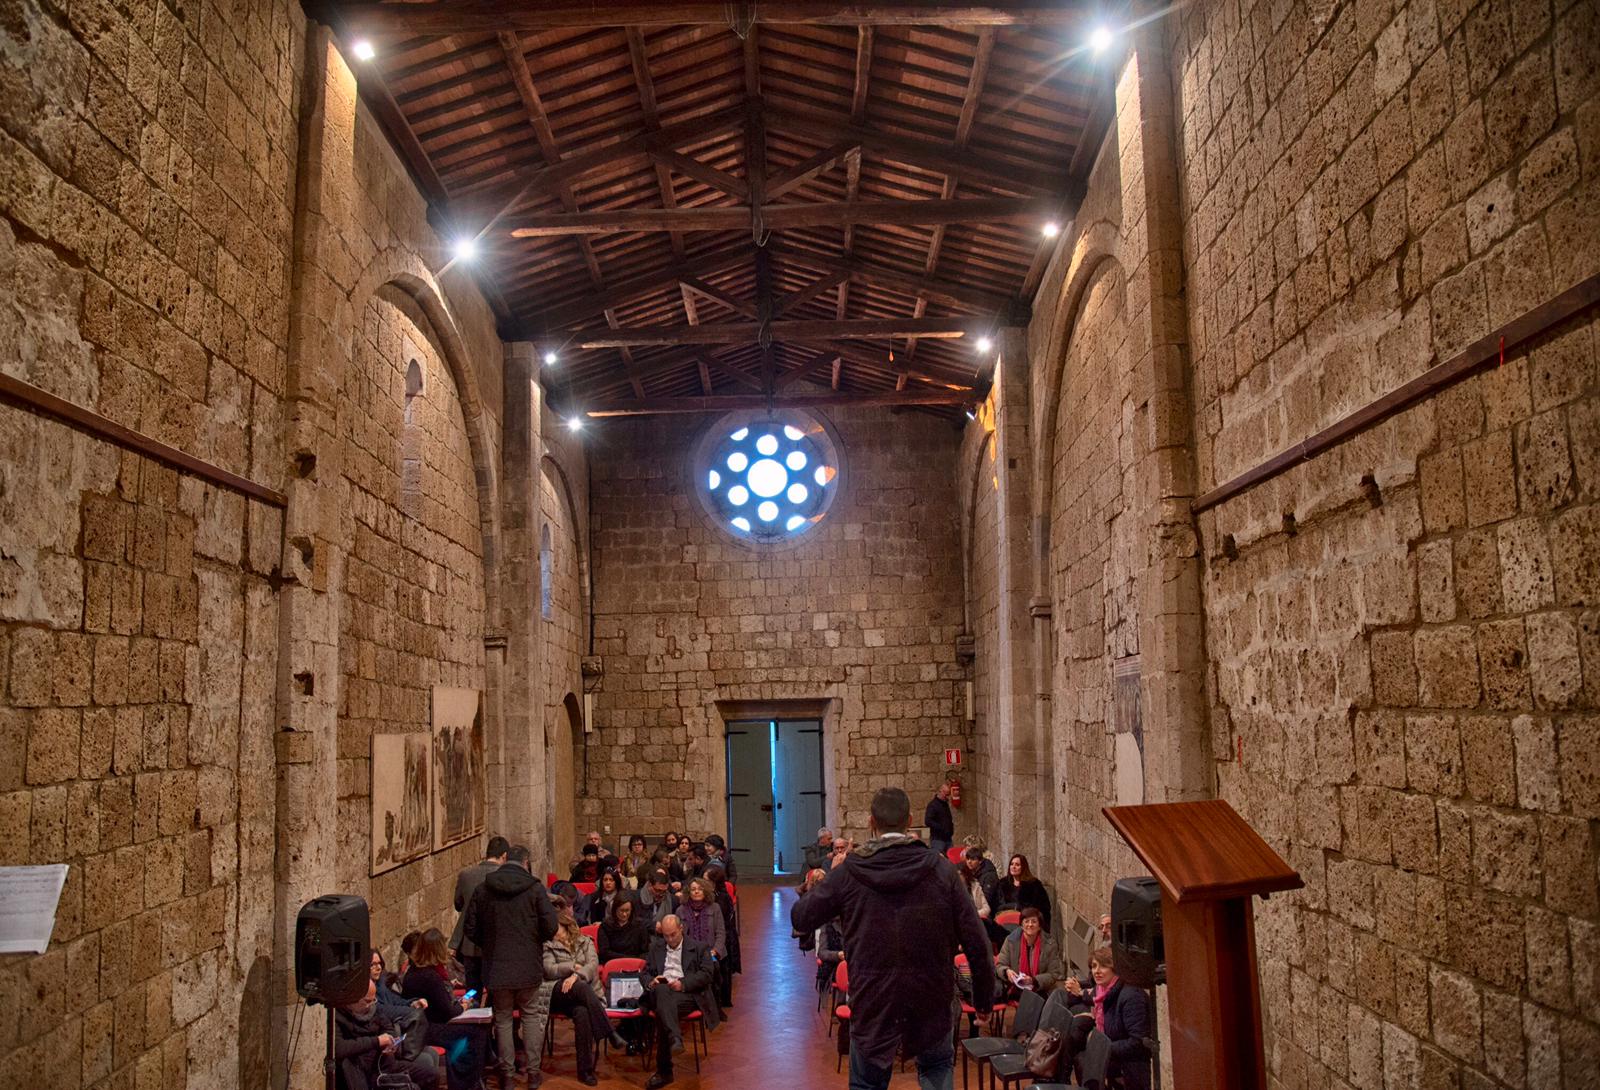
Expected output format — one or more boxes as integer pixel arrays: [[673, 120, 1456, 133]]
[[323, 1, 1115, 418]]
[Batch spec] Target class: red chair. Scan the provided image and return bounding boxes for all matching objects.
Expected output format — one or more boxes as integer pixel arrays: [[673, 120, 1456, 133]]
[[945, 846, 966, 864], [994, 909, 1021, 929], [573, 882, 598, 896], [546, 873, 560, 887], [829, 960, 852, 1072], [600, 957, 650, 1068], [581, 923, 600, 944]]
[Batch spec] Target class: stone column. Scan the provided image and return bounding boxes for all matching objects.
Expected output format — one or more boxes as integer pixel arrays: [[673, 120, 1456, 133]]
[[1115, 24, 1211, 802], [497, 343, 547, 865], [990, 331, 1049, 868], [273, 23, 358, 1090]]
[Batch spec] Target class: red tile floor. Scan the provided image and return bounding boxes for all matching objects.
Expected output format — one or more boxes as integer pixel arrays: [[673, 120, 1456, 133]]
[[511, 881, 927, 1089]]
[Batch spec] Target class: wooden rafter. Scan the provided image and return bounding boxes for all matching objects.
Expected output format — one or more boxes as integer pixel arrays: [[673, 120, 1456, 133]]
[[340, 3, 1101, 34], [774, 268, 851, 315], [509, 197, 1055, 236], [584, 388, 981, 417], [575, 317, 979, 348], [765, 142, 858, 200]]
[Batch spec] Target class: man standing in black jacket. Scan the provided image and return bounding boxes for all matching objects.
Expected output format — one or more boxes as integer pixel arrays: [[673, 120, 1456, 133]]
[[924, 781, 955, 855], [794, 786, 993, 1090], [451, 834, 508, 991], [465, 844, 558, 1088]]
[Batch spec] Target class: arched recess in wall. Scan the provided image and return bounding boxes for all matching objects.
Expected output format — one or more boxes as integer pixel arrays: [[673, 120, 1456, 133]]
[[547, 693, 581, 865], [958, 428, 999, 846]]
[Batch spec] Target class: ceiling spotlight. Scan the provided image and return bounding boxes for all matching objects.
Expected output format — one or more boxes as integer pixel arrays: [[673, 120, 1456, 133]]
[[1042, 221, 1061, 238], [566, 416, 584, 432], [976, 336, 993, 353], [352, 39, 376, 62], [965, 410, 977, 421], [452, 236, 478, 262], [1089, 26, 1114, 53], [543, 350, 559, 366]]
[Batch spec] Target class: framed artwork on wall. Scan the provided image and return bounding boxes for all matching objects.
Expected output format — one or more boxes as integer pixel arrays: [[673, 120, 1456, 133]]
[[432, 686, 486, 851], [371, 732, 433, 875]]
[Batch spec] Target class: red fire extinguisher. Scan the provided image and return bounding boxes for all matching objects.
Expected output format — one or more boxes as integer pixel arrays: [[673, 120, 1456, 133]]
[[947, 773, 962, 809]]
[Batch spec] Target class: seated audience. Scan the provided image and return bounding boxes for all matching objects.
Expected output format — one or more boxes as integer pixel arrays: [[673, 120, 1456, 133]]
[[581, 868, 629, 925], [544, 897, 629, 1087], [994, 853, 1052, 931], [400, 928, 489, 1090], [397, 930, 422, 977], [962, 837, 1001, 903], [995, 908, 1062, 998], [623, 835, 650, 884], [796, 868, 828, 949], [335, 980, 439, 1090], [639, 915, 720, 1090], [598, 895, 653, 964], [569, 844, 603, 884], [1099, 913, 1113, 943], [702, 834, 737, 881], [961, 847, 1009, 948], [828, 837, 854, 869], [661, 831, 680, 855], [370, 950, 425, 1015], [1059, 946, 1152, 1090], [640, 869, 676, 929], [669, 838, 695, 884], [704, 865, 740, 1007], [803, 827, 835, 872], [677, 877, 727, 963], [584, 830, 621, 871]]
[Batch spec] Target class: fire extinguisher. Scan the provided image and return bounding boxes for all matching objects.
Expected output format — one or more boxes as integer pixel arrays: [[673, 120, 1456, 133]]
[[947, 772, 962, 809]]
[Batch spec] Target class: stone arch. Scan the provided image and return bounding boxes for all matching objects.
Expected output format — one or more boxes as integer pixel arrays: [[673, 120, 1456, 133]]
[[540, 452, 590, 621], [959, 425, 999, 632], [547, 692, 583, 864]]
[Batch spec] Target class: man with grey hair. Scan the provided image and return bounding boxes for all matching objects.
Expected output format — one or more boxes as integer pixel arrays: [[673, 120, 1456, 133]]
[[640, 913, 720, 1089], [794, 786, 992, 1090], [803, 826, 835, 871]]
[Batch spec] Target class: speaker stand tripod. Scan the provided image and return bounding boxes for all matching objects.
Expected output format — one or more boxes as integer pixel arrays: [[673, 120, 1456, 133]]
[[319, 1001, 337, 1090]]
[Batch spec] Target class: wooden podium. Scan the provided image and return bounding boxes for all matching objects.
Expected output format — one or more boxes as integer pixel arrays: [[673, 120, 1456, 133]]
[[1103, 800, 1303, 1090]]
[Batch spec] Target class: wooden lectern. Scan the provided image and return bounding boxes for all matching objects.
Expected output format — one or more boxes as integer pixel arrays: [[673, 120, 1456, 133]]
[[1103, 800, 1303, 1090]]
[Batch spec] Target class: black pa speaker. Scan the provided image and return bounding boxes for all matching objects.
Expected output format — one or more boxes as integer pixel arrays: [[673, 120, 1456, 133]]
[[1111, 876, 1164, 987], [295, 895, 371, 1006]]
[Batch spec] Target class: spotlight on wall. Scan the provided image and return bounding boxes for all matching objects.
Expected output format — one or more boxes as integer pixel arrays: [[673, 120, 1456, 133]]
[[566, 416, 584, 432], [352, 39, 376, 62], [543, 350, 559, 366], [452, 236, 478, 262], [1089, 26, 1114, 53], [975, 335, 993, 353], [1042, 221, 1061, 238]]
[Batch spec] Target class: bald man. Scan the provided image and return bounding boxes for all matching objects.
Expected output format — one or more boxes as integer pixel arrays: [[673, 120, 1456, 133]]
[[639, 914, 720, 1089]]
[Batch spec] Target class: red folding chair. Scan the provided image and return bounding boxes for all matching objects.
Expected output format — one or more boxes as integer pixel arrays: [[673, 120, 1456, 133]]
[[829, 960, 851, 1072], [600, 957, 650, 1068], [994, 910, 1021, 929], [945, 846, 966, 864], [573, 882, 597, 896], [581, 923, 600, 944]]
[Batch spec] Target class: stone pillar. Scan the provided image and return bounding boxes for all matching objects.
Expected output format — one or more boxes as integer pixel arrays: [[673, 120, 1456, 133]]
[[990, 331, 1049, 868], [498, 343, 547, 866], [273, 23, 358, 1090], [1115, 24, 1211, 801]]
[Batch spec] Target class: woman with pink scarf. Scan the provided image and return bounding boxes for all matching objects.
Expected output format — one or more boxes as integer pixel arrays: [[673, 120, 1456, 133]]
[[1060, 946, 1152, 1089]]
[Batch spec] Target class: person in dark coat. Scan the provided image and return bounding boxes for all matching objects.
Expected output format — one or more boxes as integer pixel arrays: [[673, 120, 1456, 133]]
[[580, 868, 630, 925], [1059, 947, 1152, 1090], [793, 785, 994, 1090], [924, 783, 955, 854], [401, 929, 490, 1090], [803, 827, 835, 872], [993, 853, 1053, 931], [464, 844, 559, 1088], [569, 843, 603, 884], [598, 896, 653, 964], [451, 835, 508, 990], [639, 915, 721, 1089], [334, 980, 439, 1090]]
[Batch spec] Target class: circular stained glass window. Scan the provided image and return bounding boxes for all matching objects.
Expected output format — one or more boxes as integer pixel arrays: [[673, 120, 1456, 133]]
[[694, 412, 842, 543]]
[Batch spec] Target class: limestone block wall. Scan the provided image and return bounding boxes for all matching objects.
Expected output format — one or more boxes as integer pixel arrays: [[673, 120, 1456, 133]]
[[334, 287, 488, 957], [586, 406, 968, 844], [540, 449, 587, 865], [962, 424, 1002, 847], [0, 1, 300, 1088], [1174, 0, 1600, 1083]]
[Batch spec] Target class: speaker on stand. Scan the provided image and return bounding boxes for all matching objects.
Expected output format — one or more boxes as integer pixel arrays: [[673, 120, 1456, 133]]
[[295, 895, 371, 1090], [1111, 876, 1165, 1089]]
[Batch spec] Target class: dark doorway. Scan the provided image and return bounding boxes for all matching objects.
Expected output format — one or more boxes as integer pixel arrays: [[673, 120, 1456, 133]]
[[725, 719, 825, 875]]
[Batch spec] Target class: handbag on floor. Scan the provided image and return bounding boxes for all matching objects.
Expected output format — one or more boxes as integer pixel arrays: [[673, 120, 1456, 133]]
[[1023, 1025, 1064, 1078]]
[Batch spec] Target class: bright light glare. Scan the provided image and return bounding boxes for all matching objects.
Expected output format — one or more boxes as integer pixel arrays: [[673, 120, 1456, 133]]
[[1042, 221, 1061, 238], [786, 515, 806, 531], [453, 236, 478, 261], [727, 484, 749, 506], [756, 434, 779, 456], [976, 336, 993, 353], [747, 459, 788, 498], [352, 39, 376, 61], [543, 350, 558, 366], [1089, 26, 1113, 52], [757, 501, 779, 522], [783, 425, 804, 441], [727, 452, 748, 472], [787, 483, 809, 504], [566, 416, 583, 432], [708, 470, 721, 490], [786, 450, 807, 471], [730, 427, 749, 441], [731, 517, 751, 532]]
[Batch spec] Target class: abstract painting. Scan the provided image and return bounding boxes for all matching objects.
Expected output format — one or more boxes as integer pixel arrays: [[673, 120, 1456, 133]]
[[371, 732, 432, 875], [432, 686, 486, 851]]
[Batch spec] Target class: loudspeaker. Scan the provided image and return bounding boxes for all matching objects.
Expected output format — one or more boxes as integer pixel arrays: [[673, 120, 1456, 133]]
[[295, 895, 370, 1006], [1111, 876, 1164, 987]]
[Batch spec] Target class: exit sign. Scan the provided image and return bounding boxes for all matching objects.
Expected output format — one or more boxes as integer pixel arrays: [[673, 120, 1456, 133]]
[[944, 748, 961, 765]]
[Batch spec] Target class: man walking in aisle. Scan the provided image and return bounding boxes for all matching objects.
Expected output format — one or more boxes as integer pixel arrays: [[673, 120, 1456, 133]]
[[465, 844, 558, 1088], [794, 786, 993, 1090], [451, 834, 508, 991], [924, 781, 955, 855]]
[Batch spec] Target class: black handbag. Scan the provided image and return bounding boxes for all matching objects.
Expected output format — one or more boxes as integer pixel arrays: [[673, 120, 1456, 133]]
[[388, 1006, 430, 1062]]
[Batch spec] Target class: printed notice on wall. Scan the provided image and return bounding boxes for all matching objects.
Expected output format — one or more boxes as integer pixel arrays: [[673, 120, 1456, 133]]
[[0, 865, 69, 954]]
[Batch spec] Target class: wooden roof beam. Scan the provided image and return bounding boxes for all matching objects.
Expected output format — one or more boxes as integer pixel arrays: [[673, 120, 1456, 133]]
[[774, 247, 1019, 314], [575, 317, 981, 348], [774, 268, 850, 315], [509, 196, 1057, 236], [337, 3, 1099, 34], [528, 246, 752, 330], [679, 276, 760, 319], [765, 141, 858, 200], [583, 388, 981, 417]]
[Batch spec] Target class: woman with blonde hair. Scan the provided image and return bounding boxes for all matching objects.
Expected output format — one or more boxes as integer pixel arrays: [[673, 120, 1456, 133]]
[[544, 896, 628, 1086], [677, 876, 727, 961]]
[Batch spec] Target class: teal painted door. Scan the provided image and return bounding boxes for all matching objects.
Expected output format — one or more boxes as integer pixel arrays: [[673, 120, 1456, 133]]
[[772, 720, 824, 874], [725, 721, 775, 875]]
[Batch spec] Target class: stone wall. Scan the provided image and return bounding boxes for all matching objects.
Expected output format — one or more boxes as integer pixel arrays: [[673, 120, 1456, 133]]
[[963, 425, 1002, 847], [586, 405, 969, 848], [540, 449, 587, 866], [1174, 0, 1600, 1083], [0, 0, 300, 1086]]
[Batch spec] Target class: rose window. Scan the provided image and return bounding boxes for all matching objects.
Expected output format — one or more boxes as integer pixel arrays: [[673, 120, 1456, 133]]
[[698, 417, 840, 542]]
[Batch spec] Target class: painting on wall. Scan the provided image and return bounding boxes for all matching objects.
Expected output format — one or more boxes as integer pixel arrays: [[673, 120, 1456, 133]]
[[432, 686, 486, 851], [371, 732, 433, 875]]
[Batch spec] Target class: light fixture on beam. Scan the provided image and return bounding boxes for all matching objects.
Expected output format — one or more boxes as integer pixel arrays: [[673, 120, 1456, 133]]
[[1042, 221, 1061, 238], [452, 236, 478, 262], [1089, 26, 1114, 53], [567, 416, 584, 432], [543, 350, 559, 366], [352, 39, 376, 62], [975, 336, 993, 353]]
